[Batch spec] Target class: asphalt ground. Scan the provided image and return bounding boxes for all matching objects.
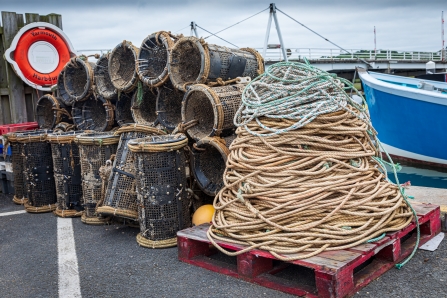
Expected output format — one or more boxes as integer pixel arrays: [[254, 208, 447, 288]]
[[0, 193, 446, 298]]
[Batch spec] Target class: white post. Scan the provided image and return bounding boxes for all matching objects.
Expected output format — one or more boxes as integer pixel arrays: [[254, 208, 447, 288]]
[[271, 3, 288, 62], [374, 26, 377, 59], [263, 9, 273, 61]]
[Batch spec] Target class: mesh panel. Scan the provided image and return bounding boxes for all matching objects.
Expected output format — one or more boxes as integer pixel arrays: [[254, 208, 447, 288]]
[[156, 80, 184, 131], [131, 85, 157, 125], [169, 39, 201, 88], [54, 174, 83, 210], [10, 142, 26, 200], [134, 141, 190, 241], [137, 33, 170, 87], [78, 133, 118, 216], [183, 84, 244, 140], [23, 138, 56, 207], [94, 55, 118, 102], [72, 95, 113, 131], [116, 91, 135, 126], [36, 95, 57, 129], [57, 69, 74, 106], [64, 59, 95, 101], [109, 42, 139, 92]]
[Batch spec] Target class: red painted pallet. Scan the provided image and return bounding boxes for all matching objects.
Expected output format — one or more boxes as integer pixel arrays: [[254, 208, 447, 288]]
[[177, 202, 441, 298]]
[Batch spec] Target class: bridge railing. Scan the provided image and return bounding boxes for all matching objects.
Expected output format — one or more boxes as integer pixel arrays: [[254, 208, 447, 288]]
[[256, 48, 444, 62]]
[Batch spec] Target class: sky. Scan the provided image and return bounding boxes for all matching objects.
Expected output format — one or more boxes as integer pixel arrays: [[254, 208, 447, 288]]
[[1, 0, 446, 54]]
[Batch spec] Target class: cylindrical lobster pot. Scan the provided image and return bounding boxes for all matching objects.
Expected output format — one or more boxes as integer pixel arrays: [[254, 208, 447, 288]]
[[128, 134, 190, 248], [109, 41, 139, 93], [16, 130, 56, 213], [136, 31, 175, 88], [63, 57, 95, 102], [156, 79, 184, 131], [53, 122, 76, 133], [131, 83, 158, 126], [97, 124, 166, 220], [48, 131, 85, 217], [115, 91, 135, 127], [72, 95, 115, 131], [94, 54, 118, 102], [57, 69, 73, 106], [75, 132, 119, 224], [191, 135, 235, 196], [5, 133, 27, 205], [168, 36, 264, 91], [182, 84, 245, 140], [36, 94, 72, 129]]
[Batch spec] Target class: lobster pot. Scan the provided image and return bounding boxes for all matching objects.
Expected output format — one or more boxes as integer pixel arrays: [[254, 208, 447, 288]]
[[76, 132, 119, 224], [128, 134, 190, 248], [48, 131, 85, 217], [36, 94, 72, 129], [97, 125, 166, 220], [54, 122, 76, 133], [182, 84, 245, 140], [16, 131, 56, 213], [137, 31, 175, 87], [116, 91, 135, 126], [131, 84, 158, 125], [63, 57, 95, 101], [72, 95, 114, 131], [94, 54, 118, 102], [109, 41, 139, 93], [168, 36, 264, 91], [57, 69, 73, 106], [156, 79, 184, 131], [6, 133, 26, 205], [191, 135, 235, 196]]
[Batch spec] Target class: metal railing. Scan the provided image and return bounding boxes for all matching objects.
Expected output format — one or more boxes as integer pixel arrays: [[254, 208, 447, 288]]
[[256, 48, 444, 62]]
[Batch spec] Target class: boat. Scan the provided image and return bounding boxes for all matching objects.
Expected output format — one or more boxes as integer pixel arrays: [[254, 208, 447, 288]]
[[357, 68, 447, 168]]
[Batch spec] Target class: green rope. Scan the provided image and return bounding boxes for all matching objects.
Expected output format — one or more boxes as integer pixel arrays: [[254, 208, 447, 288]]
[[137, 81, 144, 104], [367, 233, 386, 243]]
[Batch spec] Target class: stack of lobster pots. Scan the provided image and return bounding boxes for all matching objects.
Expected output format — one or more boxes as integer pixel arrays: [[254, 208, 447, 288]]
[[10, 30, 264, 248]]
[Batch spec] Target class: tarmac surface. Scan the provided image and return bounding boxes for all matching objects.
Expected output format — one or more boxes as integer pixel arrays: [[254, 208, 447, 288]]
[[0, 193, 446, 298]]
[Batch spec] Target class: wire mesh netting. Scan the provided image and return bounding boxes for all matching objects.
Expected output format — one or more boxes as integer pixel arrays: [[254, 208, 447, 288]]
[[63, 58, 95, 102], [16, 131, 56, 210], [99, 125, 166, 220], [116, 91, 135, 127], [48, 131, 85, 214], [156, 79, 184, 131], [7, 135, 26, 203], [76, 132, 119, 218], [36, 94, 58, 129], [131, 84, 158, 125], [109, 41, 139, 93], [94, 54, 118, 102], [72, 95, 114, 131], [128, 134, 190, 246], [191, 135, 235, 196], [182, 84, 244, 140], [169, 36, 263, 91], [137, 31, 175, 88]]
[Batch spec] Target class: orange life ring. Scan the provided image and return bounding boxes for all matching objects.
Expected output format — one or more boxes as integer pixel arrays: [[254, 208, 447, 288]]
[[14, 27, 71, 87]]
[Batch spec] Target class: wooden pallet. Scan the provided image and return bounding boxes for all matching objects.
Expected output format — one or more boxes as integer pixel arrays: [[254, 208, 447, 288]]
[[177, 202, 441, 298]]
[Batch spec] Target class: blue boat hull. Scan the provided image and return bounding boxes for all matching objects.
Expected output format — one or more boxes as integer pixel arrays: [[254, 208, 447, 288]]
[[359, 69, 447, 167]]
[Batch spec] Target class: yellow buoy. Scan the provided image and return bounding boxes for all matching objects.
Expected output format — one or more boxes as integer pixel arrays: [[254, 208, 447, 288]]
[[192, 204, 215, 226]]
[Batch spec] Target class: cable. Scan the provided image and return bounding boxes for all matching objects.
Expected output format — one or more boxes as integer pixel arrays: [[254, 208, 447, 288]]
[[174, 24, 191, 34], [195, 25, 239, 48], [204, 7, 269, 39]]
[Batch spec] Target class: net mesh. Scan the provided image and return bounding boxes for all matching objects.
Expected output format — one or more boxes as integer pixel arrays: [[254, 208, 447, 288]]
[[10, 142, 26, 200], [131, 85, 157, 125], [57, 69, 73, 106], [109, 42, 139, 92], [36, 95, 57, 129], [133, 136, 190, 241], [77, 132, 118, 217], [94, 55, 118, 102], [156, 80, 184, 131], [63, 59, 95, 101], [169, 39, 201, 89], [116, 91, 135, 126]]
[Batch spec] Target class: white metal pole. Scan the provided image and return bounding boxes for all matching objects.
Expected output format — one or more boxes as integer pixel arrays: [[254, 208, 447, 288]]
[[271, 3, 288, 62], [263, 7, 273, 60], [442, 11, 445, 62], [374, 26, 376, 59], [190, 22, 199, 38]]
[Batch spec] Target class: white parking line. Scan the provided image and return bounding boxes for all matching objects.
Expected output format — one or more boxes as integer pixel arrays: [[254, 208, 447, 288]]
[[57, 217, 82, 298], [0, 210, 27, 217]]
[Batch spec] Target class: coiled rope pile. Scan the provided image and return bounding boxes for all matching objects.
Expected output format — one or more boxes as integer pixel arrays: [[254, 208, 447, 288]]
[[207, 62, 417, 266]]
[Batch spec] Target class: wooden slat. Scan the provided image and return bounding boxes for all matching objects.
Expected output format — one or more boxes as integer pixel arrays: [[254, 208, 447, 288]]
[[1, 11, 27, 123], [25, 13, 40, 24], [40, 13, 62, 29], [16, 13, 24, 28]]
